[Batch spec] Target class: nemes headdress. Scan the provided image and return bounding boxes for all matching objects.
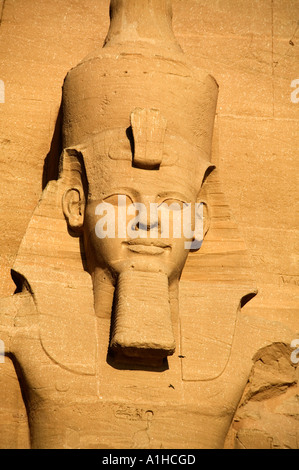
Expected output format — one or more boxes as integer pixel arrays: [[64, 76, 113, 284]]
[[61, 0, 218, 190]]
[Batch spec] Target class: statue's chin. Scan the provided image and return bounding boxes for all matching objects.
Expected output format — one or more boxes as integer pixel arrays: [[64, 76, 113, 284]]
[[100, 247, 189, 283]]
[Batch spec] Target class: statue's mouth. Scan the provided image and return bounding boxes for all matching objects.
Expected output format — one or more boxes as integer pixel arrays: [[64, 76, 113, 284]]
[[123, 239, 171, 255]]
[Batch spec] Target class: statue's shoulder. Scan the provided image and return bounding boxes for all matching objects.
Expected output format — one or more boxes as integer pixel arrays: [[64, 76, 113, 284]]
[[228, 340, 298, 449], [226, 302, 299, 449], [0, 292, 36, 354], [0, 293, 31, 448]]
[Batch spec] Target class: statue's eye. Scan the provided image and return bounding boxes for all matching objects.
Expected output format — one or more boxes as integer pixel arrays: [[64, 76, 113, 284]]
[[103, 194, 133, 206]]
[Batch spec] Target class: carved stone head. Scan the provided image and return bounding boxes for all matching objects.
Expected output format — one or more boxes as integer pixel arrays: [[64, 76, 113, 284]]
[[60, 0, 218, 364]]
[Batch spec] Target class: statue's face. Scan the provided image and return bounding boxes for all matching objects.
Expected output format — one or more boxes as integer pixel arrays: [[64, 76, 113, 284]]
[[83, 158, 198, 284], [84, 173, 194, 279], [63, 124, 208, 284]]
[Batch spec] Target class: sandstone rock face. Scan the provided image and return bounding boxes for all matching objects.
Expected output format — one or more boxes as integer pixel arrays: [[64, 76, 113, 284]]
[[0, 0, 298, 449]]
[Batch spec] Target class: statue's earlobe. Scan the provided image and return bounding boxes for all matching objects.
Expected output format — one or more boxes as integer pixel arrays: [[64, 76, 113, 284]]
[[62, 186, 85, 232]]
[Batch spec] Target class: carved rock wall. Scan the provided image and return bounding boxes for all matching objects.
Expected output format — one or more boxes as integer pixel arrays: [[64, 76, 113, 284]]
[[0, 0, 298, 449]]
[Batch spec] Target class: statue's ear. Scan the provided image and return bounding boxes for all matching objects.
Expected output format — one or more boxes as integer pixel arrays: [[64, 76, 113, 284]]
[[190, 165, 214, 251], [62, 185, 85, 232], [197, 199, 210, 236], [189, 199, 210, 252], [60, 147, 88, 233]]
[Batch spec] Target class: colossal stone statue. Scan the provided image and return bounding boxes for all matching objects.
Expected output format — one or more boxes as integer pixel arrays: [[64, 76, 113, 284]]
[[0, 0, 297, 449]]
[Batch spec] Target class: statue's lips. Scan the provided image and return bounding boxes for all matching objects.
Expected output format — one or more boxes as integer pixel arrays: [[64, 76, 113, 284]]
[[123, 240, 171, 255]]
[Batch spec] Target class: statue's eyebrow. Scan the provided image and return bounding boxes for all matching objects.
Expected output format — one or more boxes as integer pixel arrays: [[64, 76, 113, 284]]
[[157, 191, 192, 203], [101, 187, 140, 200]]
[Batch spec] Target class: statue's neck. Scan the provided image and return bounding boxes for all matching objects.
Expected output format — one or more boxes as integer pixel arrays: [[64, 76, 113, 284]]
[[92, 268, 115, 319]]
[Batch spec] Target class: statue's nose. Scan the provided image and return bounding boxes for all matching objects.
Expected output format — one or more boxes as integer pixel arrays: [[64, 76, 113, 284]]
[[136, 201, 159, 232]]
